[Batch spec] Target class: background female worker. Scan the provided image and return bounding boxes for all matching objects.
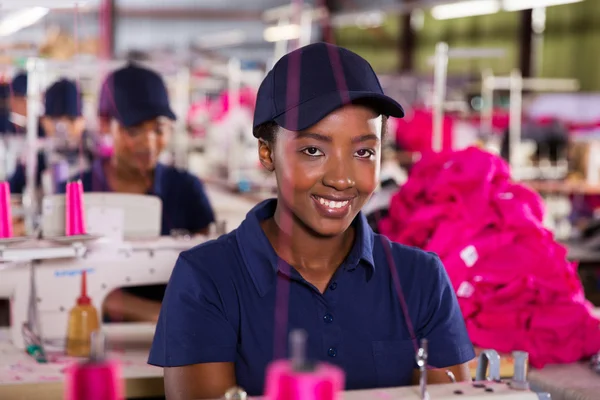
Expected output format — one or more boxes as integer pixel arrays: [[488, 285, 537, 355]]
[[59, 62, 216, 323], [149, 42, 475, 400], [10, 78, 91, 195]]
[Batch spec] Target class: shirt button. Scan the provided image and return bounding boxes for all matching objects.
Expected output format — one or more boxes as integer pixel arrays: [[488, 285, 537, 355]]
[[329, 282, 337, 291], [327, 347, 337, 358], [323, 313, 333, 323]]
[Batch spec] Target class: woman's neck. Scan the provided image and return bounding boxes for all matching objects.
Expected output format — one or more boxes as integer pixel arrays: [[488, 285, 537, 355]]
[[264, 204, 356, 281], [105, 158, 153, 192]]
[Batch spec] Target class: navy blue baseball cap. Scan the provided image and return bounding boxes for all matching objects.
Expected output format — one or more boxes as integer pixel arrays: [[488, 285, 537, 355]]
[[11, 72, 27, 97], [44, 78, 82, 118], [98, 63, 176, 127], [252, 42, 404, 136]]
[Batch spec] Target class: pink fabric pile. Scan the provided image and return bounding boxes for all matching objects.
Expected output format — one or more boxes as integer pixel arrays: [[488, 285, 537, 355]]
[[379, 147, 600, 368]]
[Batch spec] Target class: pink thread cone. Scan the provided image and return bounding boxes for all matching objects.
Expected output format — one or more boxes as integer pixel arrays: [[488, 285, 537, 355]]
[[65, 181, 86, 236], [265, 360, 345, 400], [64, 360, 123, 400], [0, 181, 13, 238]]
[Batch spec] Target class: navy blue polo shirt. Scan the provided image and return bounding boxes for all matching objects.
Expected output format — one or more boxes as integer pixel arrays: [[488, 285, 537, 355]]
[[57, 159, 215, 237], [149, 199, 474, 395]]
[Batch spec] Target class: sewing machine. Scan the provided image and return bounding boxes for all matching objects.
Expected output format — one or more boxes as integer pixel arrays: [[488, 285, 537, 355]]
[[221, 342, 550, 400], [0, 193, 224, 350]]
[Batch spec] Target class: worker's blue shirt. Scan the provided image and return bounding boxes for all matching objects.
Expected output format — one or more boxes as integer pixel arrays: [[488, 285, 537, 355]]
[[57, 159, 216, 236], [148, 199, 475, 395], [9, 152, 46, 194]]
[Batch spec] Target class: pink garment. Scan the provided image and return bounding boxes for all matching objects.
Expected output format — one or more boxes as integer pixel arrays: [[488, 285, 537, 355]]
[[379, 146, 600, 368], [395, 109, 454, 152]]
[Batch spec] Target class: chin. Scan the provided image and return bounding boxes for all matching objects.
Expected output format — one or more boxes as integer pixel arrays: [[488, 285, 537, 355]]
[[305, 217, 355, 238]]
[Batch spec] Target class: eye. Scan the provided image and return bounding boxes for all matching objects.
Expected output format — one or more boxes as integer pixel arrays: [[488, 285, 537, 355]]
[[302, 147, 324, 157], [355, 149, 374, 159]]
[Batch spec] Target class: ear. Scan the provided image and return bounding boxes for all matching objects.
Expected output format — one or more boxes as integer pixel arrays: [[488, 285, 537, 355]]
[[258, 139, 275, 172]]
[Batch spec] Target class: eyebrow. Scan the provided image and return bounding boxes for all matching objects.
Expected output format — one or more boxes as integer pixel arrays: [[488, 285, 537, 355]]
[[351, 134, 380, 144], [295, 132, 380, 143], [295, 132, 332, 142]]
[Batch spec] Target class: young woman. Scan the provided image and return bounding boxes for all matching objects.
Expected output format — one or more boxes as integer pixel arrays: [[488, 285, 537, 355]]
[[149, 43, 475, 400], [58, 63, 216, 323]]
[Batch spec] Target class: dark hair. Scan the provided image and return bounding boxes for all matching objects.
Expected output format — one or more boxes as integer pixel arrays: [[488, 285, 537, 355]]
[[254, 115, 389, 143], [254, 120, 280, 142]]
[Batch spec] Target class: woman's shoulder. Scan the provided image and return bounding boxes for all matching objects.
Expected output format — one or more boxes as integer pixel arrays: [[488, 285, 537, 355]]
[[175, 230, 245, 281], [156, 164, 208, 192], [157, 164, 200, 182], [372, 233, 443, 277]]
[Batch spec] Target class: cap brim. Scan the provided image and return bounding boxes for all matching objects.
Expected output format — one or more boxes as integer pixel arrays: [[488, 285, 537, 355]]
[[273, 91, 404, 132], [116, 107, 177, 127]]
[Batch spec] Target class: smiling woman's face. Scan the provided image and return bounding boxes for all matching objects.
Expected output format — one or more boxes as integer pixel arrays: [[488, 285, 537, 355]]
[[259, 104, 383, 237]]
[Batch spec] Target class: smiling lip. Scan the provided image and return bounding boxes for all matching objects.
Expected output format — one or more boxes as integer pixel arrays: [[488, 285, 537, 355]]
[[311, 195, 354, 218]]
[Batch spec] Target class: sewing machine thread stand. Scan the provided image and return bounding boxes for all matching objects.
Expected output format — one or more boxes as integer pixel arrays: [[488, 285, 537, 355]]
[[22, 261, 48, 362], [475, 349, 502, 381], [511, 351, 530, 390], [416, 338, 429, 400]]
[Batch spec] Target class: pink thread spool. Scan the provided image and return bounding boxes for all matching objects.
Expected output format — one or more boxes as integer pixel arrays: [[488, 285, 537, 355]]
[[264, 331, 345, 400], [0, 181, 13, 238], [64, 361, 123, 400], [65, 180, 86, 236], [64, 331, 124, 400]]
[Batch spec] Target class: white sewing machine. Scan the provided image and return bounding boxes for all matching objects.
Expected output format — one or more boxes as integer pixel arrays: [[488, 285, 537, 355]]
[[0, 193, 224, 350]]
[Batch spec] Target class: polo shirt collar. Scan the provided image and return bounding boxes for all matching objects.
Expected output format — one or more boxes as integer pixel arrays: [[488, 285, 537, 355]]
[[236, 199, 375, 297], [90, 158, 166, 196]]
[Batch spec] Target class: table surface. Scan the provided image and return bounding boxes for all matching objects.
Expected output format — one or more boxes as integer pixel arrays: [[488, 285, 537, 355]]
[[1, 323, 599, 400], [0, 324, 163, 400]]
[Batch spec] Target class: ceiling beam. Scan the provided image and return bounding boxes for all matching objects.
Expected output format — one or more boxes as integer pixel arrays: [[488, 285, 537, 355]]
[[53, 7, 263, 21]]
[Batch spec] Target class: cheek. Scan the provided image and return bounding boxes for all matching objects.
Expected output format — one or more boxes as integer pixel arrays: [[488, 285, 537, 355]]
[[113, 135, 131, 154], [274, 147, 320, 194], [156, 134, 168, 151], [357, 161, 380, 193]]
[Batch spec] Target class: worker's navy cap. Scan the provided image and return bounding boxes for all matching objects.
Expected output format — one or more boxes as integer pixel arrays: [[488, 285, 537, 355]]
[[44, 78, 82, 118], [252, 42, 404, 136], [11, 72, 27, 97], [99, 63, 176, 127]]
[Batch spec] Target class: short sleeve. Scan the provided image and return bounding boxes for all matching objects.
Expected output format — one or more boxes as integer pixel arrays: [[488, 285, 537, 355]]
[[8, 152, 46, 194], [419, 253, 475, 368], [148, 253, 237, 367], [8, 164, 25, 194], [186, 176, 216, 233]]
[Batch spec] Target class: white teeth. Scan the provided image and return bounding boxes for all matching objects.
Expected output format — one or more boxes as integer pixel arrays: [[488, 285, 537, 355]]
[[317, 197, 349, 209]]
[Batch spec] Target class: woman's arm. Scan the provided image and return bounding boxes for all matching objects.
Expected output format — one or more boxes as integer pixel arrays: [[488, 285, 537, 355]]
[[411, 253, 477, 382], [149, 253, 238, 399], [103, 289, 162, 322], [164, 363, 236, 400]]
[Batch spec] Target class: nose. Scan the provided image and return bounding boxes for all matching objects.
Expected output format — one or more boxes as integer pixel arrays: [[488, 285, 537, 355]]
[[137, 129, 158, 148], [322, 154, 355, 191]]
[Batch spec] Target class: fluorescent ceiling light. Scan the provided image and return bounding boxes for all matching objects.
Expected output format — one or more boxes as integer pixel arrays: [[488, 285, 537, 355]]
[[0, 7, 49, 37], [431, 0, 500, 20], [263, 24, 301, 42], [0, 1, 87, 10], [503, 0, 583, 12], [196, 30, 246, 49]]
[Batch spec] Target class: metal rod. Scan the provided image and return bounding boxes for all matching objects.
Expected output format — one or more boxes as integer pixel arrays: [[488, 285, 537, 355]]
[[24, 59, 42, 235], [509, 69, 523, 175], [481, 68, 494, 137], [416, 338, 429, 400], [432, 42, 448, 152]]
